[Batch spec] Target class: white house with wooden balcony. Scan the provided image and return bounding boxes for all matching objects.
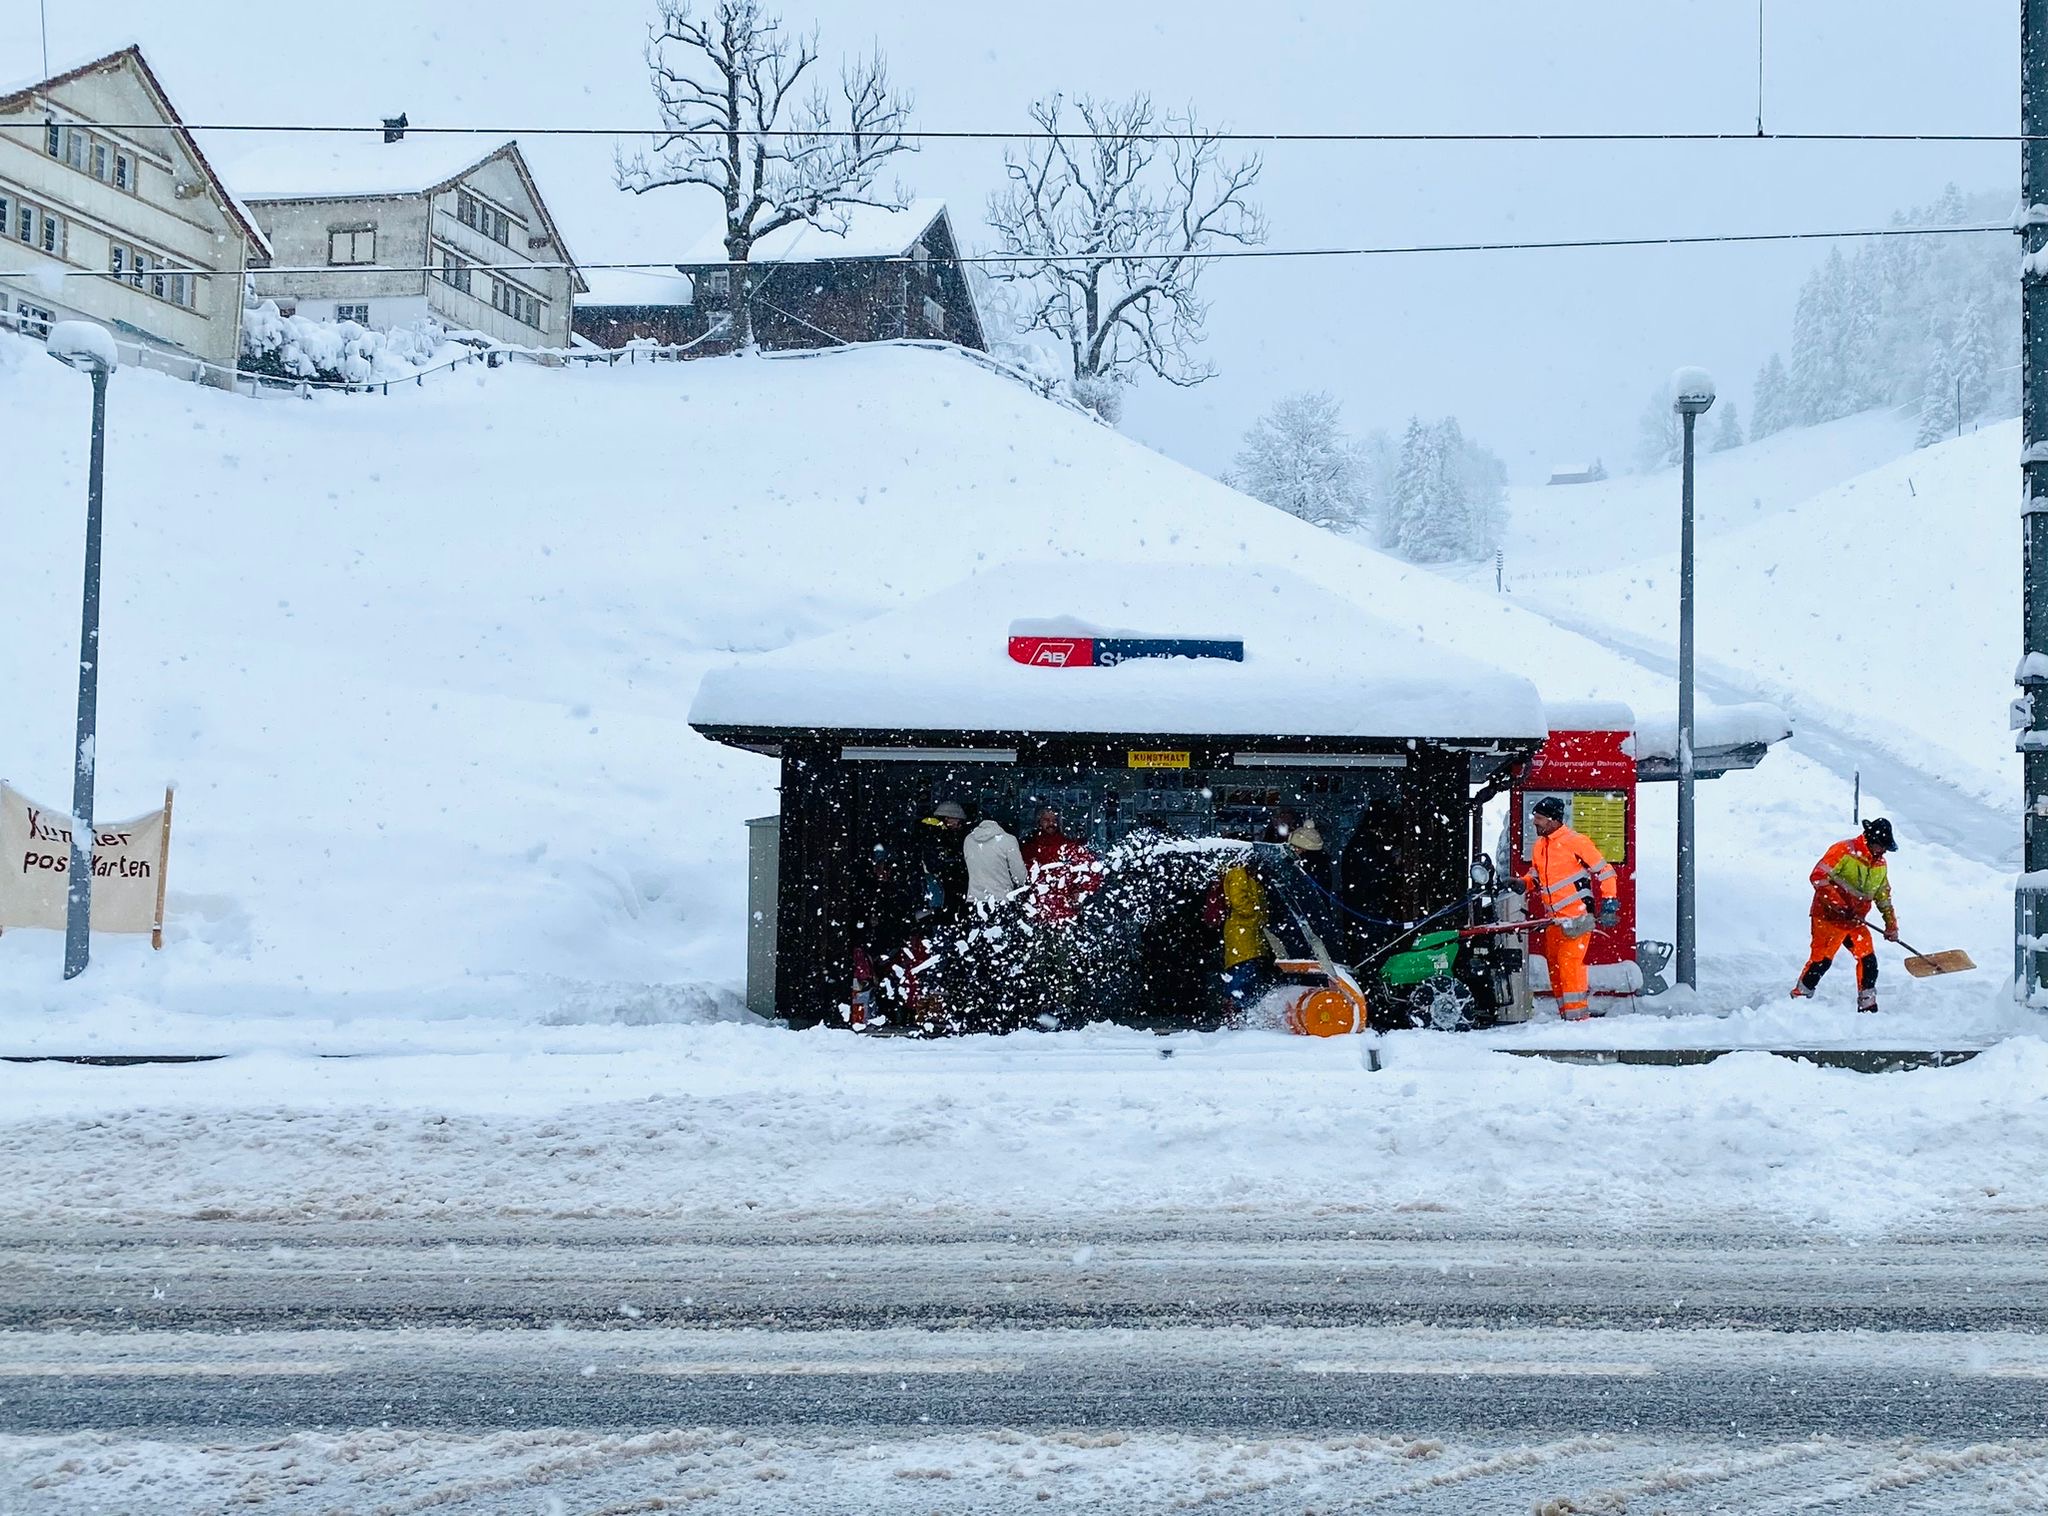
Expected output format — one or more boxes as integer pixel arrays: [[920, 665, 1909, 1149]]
[[0, 45, 271, 386], [233, 135, 585, 349]]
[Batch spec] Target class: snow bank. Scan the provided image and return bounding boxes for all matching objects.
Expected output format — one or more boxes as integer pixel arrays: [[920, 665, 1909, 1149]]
[[3, 1032, 2044, 1233]]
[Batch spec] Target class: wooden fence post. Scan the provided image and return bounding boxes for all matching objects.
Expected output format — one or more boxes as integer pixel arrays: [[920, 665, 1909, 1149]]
[[150, 786, 174, 950]]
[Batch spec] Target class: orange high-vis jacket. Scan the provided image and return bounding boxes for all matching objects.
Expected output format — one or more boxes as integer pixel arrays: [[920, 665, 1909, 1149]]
[[1524, 824, 1618, 920], [1810, 836, 1896, 927]]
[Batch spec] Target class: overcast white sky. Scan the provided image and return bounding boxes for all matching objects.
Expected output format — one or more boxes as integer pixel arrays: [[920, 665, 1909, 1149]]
[[9, 2, 2018, 478]]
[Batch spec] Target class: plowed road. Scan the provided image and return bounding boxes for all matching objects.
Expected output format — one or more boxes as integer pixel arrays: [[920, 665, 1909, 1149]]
[[3, 1218, 2045, 1512]]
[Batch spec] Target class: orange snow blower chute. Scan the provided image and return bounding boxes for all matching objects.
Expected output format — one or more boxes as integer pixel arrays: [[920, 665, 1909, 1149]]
[[1274, 960, 1371, 1037]]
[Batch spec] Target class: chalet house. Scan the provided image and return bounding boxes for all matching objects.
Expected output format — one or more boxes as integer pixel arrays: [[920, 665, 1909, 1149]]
[[236, 137, 586, 349], [573, 198, 985, 356], [0, 46, 271, 386]]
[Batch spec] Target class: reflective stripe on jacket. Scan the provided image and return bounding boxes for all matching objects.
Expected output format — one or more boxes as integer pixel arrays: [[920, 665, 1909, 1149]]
[[1524, 824, 1617, 920], [1810, 836, 1894, 924]]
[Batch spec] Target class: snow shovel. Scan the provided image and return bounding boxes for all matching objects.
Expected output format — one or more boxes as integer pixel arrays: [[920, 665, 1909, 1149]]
[[1897, 938, 1976, 978]]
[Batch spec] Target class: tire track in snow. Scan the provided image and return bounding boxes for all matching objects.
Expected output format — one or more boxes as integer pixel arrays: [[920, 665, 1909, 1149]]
[[1525, 607, 2019, 872]]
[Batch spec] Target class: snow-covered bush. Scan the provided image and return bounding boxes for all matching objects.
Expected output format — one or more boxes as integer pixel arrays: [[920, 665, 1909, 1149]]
[[240, 301, 454, 387]]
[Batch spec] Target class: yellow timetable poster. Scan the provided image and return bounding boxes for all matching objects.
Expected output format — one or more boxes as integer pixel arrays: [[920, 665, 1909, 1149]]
[[1568, 791, 1628, 864]]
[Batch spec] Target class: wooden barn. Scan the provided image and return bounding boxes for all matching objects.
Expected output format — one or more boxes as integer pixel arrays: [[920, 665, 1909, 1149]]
[[573, 199, 987, 356]]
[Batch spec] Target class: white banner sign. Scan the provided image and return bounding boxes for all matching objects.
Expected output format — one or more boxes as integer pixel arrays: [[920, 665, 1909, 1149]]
[[0, 782, 172, 937]]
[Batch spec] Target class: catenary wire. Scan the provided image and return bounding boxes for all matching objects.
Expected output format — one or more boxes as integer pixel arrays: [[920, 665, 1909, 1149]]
[[0, 222, 2013, 287], [0, 120, 2039, 144]]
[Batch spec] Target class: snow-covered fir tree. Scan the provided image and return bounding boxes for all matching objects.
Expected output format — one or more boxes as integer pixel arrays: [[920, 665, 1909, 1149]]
[[1949, 295, 1992, 423], [1642, 186, 2014, 454], [1710, 401, 1743, 452], [1751, 353, 1793, 438], [1381, 416, 1505, 562], [1231, 392, 1368, 529], [1916, 336, 1956, 449]]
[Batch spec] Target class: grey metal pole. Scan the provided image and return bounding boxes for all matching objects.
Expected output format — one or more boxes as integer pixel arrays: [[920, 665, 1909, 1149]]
[[63, 366, 108, 980], [2020, 0, 2048, 1003], [1676, 408, 1698, 992]]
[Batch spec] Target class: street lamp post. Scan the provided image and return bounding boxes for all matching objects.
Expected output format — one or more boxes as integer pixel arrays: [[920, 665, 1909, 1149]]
[[1671, 367, 1716, 993], [45, 322, 118, 981]]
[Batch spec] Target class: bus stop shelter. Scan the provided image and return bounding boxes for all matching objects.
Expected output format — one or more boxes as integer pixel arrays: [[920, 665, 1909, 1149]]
[[690, 561, 1550, 1026]]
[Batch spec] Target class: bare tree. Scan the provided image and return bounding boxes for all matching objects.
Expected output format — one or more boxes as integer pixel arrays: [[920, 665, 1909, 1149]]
[[616, 0, 913, 350], [985, 95, 1266, 420]]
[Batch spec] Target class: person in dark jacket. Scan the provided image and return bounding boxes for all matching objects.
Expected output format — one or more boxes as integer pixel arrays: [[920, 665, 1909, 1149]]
[[918, 800, 972, 919], [1338, 801, 1407, 966]]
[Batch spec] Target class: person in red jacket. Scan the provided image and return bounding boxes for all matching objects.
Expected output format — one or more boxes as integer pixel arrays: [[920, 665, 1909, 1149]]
[[1793, 818, 1899, 1012], [1522, 796, 1620, 1020], [1021, 807, 1100, 926]]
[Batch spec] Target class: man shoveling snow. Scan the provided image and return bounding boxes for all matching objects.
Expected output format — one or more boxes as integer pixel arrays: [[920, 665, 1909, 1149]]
[[1792, 818, 1899, 1012]]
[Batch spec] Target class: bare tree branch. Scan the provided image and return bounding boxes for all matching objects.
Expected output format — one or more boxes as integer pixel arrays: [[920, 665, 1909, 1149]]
[[984, 93, 1263, 416], [615, 0, 915, 349]]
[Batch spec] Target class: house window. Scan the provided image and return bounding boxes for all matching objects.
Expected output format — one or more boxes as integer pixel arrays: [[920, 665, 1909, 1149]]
[[923, 295, 946, 335], [40, 212, 61, 256], [15, 203, 31, 243], [131, 252, 149, 288], [114, 153, 132, 191], [328, 227, 376, 265], [336, 303, 370, 324], [456, 191, 477, 229], [110, 246, 125, 277], [490, 208, 509, 244], [18, 301, 54, 336], [66, 128, 86, 170], [701, 270, 731, 297], [91, 143, 109, 180], [45, 121, 60, 156], [438, 248, 472, 295]]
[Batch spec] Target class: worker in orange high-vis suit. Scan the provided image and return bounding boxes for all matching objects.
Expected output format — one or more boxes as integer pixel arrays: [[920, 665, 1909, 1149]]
[[1522, 796, 1620, 1021], [1792, 817, 1899, 1013]]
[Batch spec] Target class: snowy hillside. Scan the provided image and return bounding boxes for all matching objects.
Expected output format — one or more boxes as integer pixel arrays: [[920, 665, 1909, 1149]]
[[1503, 409, 2012, 811], [0, 336, 2019, 1046]]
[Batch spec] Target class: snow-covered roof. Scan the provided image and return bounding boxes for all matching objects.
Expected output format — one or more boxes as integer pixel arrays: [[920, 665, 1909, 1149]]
[[579, 267, 696, 307], [0, 45, 273, 259], [679, 198, 948, 266], [228, 136, 504, 200], [691, 560, 1548, 741], [1541, 699, 1792, 762], [1630, 702, 1791, 761]]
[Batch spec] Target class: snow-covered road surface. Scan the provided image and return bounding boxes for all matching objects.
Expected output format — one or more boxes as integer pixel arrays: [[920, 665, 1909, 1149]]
[[4, 1219, 2046, 1513]]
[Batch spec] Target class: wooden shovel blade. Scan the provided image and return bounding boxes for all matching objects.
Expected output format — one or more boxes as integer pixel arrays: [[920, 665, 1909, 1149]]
[[1903, 949, 1976, 977]]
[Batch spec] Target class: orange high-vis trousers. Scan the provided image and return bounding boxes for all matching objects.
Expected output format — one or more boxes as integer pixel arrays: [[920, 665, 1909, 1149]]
[[1806, 916, 1876, 985], [1541, 919, 1593, 1019]]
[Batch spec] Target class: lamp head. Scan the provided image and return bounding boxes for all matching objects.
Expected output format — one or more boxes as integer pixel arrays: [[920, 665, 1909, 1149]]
[[1670, 364, 1716, 416], [44, 320, 118, 377]]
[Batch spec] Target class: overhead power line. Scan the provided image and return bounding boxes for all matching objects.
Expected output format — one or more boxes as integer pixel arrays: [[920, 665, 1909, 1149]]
[[0, 220, 2009, 288], [0, 120, 2037, 145]]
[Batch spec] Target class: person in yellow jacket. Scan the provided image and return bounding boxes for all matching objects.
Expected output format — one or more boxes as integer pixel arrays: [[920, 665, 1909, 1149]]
[[1792, 817, 1899, 1012], [1522, 796, 1620, 1021], [1217, 861, 1275, 1013]]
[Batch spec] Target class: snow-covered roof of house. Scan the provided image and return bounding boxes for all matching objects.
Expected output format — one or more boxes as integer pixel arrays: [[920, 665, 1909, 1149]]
[[0, 45, 273, 259], [679, 198, 949, 267], [691, 560, 1548, 742], [227, 136, 507, 200], [579, 267, 696, 307]]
